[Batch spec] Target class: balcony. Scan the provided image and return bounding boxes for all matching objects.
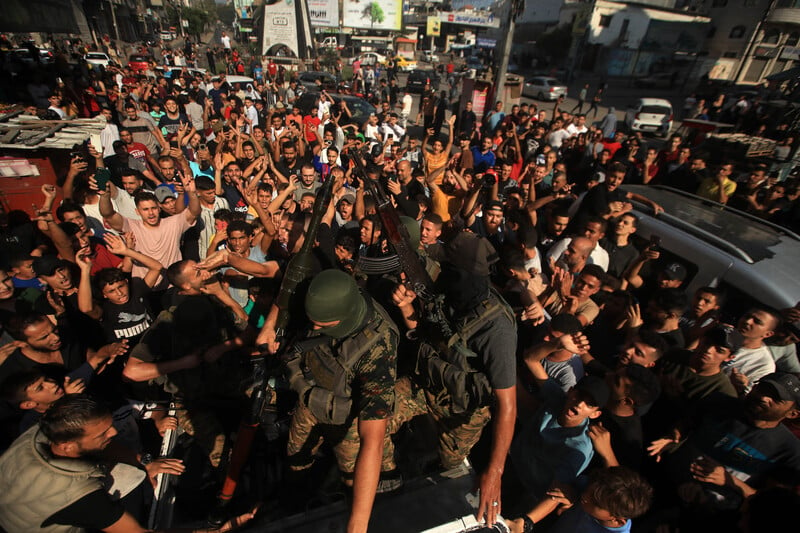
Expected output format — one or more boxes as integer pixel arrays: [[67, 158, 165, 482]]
[[767, 8, 800, 25]]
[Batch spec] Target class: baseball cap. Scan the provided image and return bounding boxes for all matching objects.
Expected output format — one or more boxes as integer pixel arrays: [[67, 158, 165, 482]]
[[759, 372, 800, 405], [338, 193, 356, 205], [661, 262, 687, 281], [703, 324, 744, 353], [355, 133, 366, 143], [574, 375, 610, 408], [154, 185, 177, 203], [32, 255, 70, 277], [484, 200, 504, 212]]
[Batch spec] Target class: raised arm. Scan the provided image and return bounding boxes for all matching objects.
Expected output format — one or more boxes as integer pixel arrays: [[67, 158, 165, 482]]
[[96, 181, 125, 233], [104, 233, 164, 288]]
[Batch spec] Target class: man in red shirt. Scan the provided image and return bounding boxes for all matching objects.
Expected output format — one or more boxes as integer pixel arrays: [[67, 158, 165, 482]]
[[303, 105, 321, 144], [267, 59, 278, 82], [119, 128, 158, 173]]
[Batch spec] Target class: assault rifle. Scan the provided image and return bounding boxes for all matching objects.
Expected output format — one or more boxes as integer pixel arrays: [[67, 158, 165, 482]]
[[350, 151, 452, 338], [147, 400, 180, 530], [209, 169, 335, 525]]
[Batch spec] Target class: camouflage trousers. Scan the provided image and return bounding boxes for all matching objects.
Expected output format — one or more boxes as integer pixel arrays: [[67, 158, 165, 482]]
[[286, 401, 395, 481], [384, 376, 491, 471]]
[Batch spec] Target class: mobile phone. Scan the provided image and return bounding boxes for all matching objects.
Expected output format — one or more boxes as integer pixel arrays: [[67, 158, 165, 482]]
[[649, 234, 661, 251], [199, 143, 207, 150], [169, 140, 179, 149], [94, 168, 111, 191]]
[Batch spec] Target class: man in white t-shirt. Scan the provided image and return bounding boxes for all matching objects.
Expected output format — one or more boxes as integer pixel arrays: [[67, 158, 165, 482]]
[[566, 114, 588, 138], [400, 90, 413, 127], [220, 32, 231, 54], [723, 307, 782, 393]]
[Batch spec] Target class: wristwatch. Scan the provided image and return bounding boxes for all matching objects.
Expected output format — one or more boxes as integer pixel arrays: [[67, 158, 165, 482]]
[[522, 515, 535, 533]]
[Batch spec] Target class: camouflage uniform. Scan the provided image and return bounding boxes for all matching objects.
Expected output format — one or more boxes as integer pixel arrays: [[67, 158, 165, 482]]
[[384, 289, 516, 471], [285, 297, 398, 479]]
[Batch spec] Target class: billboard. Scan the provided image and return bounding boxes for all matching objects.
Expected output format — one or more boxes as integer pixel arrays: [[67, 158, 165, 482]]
[[439, 11, 500, 28], [342, 0, 402, 31], [427, 16, 441, 37], [261, 0, 303, 57], [308, 0, 339, 27]]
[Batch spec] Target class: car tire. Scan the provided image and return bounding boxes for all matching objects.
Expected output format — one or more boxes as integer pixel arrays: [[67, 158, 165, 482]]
[[537, 92, 545, 100]]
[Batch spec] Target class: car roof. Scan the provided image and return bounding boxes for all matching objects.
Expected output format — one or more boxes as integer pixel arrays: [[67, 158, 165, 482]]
[[627, 185, 800, 307], [636, 98, 672, 106], [212, 75, 254, 84]]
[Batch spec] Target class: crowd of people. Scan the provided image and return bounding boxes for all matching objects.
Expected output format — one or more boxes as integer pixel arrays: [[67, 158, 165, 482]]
[[1, 32, 800, 533]]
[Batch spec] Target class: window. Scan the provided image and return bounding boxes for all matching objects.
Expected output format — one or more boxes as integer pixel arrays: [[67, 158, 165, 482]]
[[787, 32, 800, 46], [729, 25, 746, 39], [712, 0, 728, 6], [762, 29, 781, 44], [599, 15, 612, 28]]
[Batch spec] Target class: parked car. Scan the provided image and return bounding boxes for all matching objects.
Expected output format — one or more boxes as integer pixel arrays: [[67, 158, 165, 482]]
[[352, 51, 387, 67], [157, 66, 207, 80], [406, 69, 440, 93], [633, 72, 677, 89], [392, 56, 417, 72], [421, 50, 438, 63], [12, 48, 54, 65], [294, 92, 376, 126], [159, 30, 175, 42], [522, 76, 568, 101], [626, 184, 800, 316], [127, 54, 152, 73], [465, 56, 486, 75], [211, 75, 255, 87], [297, 71, 339, 92], [624, 97, 674, 137], [84, 52, 112, 68], [318, 36, 339, 50]]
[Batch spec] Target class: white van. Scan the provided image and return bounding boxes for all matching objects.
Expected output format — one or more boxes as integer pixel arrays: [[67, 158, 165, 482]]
[[627, 184, 800, 318], [318, 36, 338, 49], [625, 98, 673, 137]]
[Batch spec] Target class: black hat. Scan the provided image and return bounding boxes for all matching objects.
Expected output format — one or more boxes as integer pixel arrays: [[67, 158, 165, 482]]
[[759, 373, 800, 405], [704, 324, 744, 353], [32, 255, 69, 277], [575, 375, 610, 408], [661, 262, 687, 281]]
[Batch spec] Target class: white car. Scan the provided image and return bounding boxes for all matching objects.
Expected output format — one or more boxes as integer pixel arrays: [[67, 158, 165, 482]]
[[522, 76, 567, 101], [159, 30, 175, 42], [625, 98, 673, 137], [349, 52, 387, 67], [211, 75, 255, 87], [84, 52, 112, 68]]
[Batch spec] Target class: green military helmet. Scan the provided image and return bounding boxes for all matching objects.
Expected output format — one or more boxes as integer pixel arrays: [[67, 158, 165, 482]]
[[305, 269, 367, 339], [399, 215, 420, 250]]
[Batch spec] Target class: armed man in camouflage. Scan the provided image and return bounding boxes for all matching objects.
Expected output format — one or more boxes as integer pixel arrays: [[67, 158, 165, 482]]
[[283, 269, 399, 533], [389, 231, 518, 526]]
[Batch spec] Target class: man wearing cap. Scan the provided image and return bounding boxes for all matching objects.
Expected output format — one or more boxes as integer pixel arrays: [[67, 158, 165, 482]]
[[510, 328, 611, 522], [154, 184, 180, 216], [649, 372, 800, 519], [467, 200, 507, 252], [334, 193, 357, 231], [389, 232, 517, 525], [280, 270, 398, 533]]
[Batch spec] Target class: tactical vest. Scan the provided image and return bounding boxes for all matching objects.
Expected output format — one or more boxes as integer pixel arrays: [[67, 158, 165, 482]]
[[0, 426, 105, 533], [415, 289, 516, 414], [288, 297, 399, 425]]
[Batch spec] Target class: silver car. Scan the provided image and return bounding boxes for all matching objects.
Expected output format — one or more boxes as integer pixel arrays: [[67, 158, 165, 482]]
[[522, 76, 567, 101]]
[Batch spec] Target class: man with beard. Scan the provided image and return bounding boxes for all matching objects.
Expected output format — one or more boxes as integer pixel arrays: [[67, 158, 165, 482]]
[[0, 395, 254, 533], [99, 181, 200, 291], [648, 372, 800, 528], [0, 313, 124, 387], [467, 200, 507, 252], [537, 207, 570, 255], [275, 142, 306, 181]]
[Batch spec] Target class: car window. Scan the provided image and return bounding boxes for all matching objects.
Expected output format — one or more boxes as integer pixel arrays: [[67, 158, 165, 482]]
[[640, 105, 672, 115], [87, 54, 105, 59]]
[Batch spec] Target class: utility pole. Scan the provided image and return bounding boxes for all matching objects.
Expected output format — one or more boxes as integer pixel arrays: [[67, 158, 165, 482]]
[[494, 0, 516, 106], [108, 0, 120, 41]]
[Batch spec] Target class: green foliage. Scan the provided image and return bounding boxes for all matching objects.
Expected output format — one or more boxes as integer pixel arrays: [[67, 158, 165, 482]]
[[537, 24, 572, 62], [363, 2, 385, 27]]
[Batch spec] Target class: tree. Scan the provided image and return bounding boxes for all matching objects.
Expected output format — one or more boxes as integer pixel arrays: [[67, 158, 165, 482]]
[[362, 2, 385, 28]]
